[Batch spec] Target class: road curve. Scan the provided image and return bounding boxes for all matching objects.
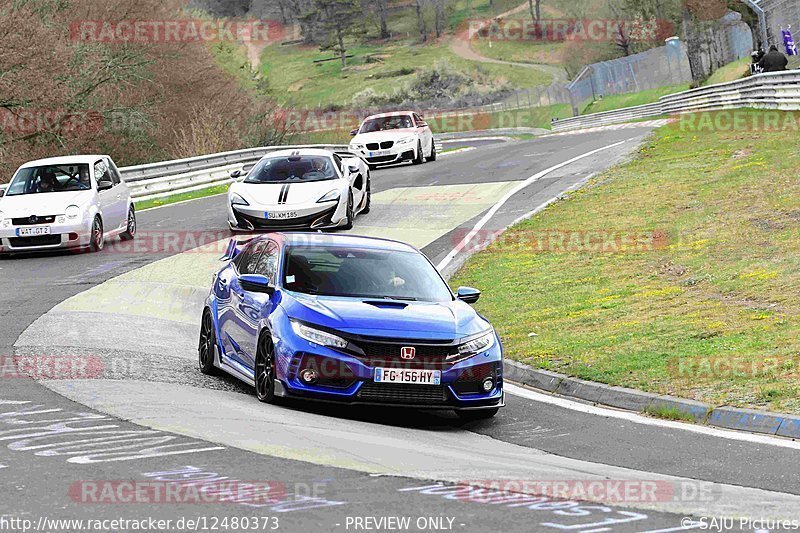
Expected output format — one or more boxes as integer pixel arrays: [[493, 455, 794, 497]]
[[3, 128, 799, 531]]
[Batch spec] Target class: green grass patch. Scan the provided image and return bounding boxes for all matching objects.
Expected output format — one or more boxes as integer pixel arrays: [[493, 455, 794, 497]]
[[643, 405, 699, 422], [135, 183, 230, 211], [582, 84, 690, 115], [704, 58, 750, 87], [260, 40, 551, 109], [451, 109, 800, 414]]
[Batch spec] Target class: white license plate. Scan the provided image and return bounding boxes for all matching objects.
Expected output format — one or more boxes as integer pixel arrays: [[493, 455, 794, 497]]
[[265, 211, 298, 220], [374, 368, 441, 385], [16, 227, 51, 237], [369, 150, 390, 157]]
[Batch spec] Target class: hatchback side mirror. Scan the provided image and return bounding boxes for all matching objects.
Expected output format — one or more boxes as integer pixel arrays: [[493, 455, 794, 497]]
[[240, 274, 275, 295], [348, 164, 359, 174], [457, 286, 481, 304], [0, 188, 5, 198], [97, 180, 113, 191]]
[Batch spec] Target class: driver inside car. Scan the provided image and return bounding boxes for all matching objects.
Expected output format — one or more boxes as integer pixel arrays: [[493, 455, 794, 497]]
[[37, 169, 58, 193]]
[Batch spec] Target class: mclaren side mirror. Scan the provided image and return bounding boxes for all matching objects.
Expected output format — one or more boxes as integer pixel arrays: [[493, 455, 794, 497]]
[[350, 129, 359, 136], [0, 188, 5, 198], [457, 286, 481, 304], [239, 274, 275, 295], [230, 170, 242, 179]]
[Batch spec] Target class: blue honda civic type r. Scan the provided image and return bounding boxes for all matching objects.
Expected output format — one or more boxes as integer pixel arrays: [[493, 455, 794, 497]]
[[199, 233, 504, 420]]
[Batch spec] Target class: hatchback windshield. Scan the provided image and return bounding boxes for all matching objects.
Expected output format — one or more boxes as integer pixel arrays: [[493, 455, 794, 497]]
[[283, 246, 453, 302], [245, 156, 336, 184], [359, 115, 414, 133], [7, 164, 91, 196]]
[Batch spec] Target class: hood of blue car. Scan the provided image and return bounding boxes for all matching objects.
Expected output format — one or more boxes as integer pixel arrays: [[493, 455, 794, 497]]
[[281, 293, 490, 341]]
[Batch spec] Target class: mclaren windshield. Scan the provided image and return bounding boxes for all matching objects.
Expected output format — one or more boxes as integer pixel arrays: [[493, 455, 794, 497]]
[[244, 156, 337, 184]]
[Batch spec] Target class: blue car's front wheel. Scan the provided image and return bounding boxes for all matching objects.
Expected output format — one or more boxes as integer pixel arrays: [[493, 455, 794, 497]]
[[199, 311, 218, 376], [255, 334, 276, 403]]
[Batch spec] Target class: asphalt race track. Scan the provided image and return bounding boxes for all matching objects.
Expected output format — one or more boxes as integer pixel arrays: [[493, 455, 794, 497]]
[[2, 128, 799, 532]]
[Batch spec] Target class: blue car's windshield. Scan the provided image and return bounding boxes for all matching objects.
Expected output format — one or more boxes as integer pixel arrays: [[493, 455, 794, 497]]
[[283, 246, 453, 303]]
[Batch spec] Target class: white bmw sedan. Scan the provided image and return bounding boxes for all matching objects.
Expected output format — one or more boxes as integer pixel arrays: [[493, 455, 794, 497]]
[[0, 155, 135, 254], [227, 149, 370, 232], [349, 111, 436, 168]]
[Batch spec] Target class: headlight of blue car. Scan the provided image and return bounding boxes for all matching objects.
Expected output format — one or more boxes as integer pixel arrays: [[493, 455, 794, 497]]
[[291, 321, 348, 349], [448, 329, 495, 361]]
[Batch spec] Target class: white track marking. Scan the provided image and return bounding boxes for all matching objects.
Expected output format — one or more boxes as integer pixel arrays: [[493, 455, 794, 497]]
[[506, 383, 800, 450], [436, 140, 627, 270]]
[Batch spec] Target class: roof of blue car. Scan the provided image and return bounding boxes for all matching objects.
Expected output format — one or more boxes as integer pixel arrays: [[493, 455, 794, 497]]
[[274, 232, 418, 252]]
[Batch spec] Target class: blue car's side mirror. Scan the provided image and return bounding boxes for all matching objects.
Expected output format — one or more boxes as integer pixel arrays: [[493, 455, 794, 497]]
[[457, 286, 481, 304], [240, 274, 274, 295]]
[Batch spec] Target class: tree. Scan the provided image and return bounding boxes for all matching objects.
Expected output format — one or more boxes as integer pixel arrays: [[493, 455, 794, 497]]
[[372, 0, 390, 39], [415, 0, 427, 42], [307, 0, 362, 67], [432, 0, 446, 38], [528, 0, 540, 21]]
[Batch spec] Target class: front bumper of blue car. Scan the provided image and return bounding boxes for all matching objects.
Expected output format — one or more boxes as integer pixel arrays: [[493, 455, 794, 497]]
[[272, 324, 505, 411]]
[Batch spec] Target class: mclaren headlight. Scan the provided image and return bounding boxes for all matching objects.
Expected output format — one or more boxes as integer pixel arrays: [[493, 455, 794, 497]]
[[397, 136, 415, 145], [449, 330, 495, 361], [65, 205, 81, 220], [230, 193, 249, 206], [291, 321, 348, 349], [317, 190, 340, 203]]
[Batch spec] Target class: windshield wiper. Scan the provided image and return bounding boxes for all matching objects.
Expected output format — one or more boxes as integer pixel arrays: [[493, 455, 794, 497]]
[[383, 295, 417, 301]]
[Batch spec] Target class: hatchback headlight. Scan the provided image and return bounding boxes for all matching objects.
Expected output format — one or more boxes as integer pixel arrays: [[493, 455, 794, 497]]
[[449, 330, 495, 360], [291, 321, 348, 349], [397, 136, 415, 145], [65, 205, 81, 220], [230, 193, 249, 206], [317, 190, 340, 203], [0, 211, 7, 228]]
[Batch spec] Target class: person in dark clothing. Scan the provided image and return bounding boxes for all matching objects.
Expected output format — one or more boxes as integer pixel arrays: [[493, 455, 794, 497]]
[[759, 45, 789, 72]]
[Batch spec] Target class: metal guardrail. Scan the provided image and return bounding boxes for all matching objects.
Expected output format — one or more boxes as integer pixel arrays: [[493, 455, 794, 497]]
[[119, 140, 443, 203], [551, 70, 800, 132]]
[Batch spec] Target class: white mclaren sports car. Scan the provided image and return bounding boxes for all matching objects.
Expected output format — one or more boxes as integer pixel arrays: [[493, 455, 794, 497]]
[[227, 149, 370, 232]]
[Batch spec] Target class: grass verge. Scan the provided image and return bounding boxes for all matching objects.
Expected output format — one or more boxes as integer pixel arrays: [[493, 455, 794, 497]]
[[581, 84, 690, 115], [135, 183, 230, 211], [451, 109, 800, 414]]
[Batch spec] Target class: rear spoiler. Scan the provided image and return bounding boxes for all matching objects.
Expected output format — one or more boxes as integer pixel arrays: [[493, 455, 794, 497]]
[[221, 236, 256, 262]]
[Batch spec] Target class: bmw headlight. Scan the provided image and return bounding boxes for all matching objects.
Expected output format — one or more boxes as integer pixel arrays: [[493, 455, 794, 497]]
[[291, 321, 348, 349], [317, 190, 340, 203], [351, 143, 365, 150], [65, 205, 81, 220], [397, 136, 415, 145], [449, 330, 495, 360], [230, 193, 249, 206]]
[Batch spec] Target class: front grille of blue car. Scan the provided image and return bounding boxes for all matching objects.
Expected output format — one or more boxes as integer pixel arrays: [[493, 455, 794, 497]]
[[344, 338, 456, 370], [358, 382, 447, 404]]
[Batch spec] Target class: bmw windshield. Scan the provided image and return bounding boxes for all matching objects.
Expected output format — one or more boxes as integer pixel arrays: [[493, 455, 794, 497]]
[[359, 115, 414, 133], [244, 156, 337, 184], [283, 246, 454, 303], [6, 164, 91, 196]]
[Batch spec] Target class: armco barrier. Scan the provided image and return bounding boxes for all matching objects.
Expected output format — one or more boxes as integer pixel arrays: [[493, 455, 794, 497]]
[[551, 70, 800, 132]]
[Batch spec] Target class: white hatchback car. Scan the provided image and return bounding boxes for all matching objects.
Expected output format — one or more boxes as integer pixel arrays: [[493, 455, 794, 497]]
[[0, 155, 135, 254], [349, 111, 436, 168]]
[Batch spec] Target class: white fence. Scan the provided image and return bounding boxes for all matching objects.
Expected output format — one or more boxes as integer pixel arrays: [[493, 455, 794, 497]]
[[552, 70, 800, 132]]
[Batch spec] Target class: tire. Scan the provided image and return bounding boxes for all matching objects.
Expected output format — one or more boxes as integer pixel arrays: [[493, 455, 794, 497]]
[[412, 141, 423, 165], [427, 141, 437, 162], [340, 192, 354, 230], [198, 311, 219, 375], [255, 334, 277, 403], [119, 206, 136, 241], [88, 216, 104, 252], [456, 408, 499, 422], [361, 176, 371, 214]]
